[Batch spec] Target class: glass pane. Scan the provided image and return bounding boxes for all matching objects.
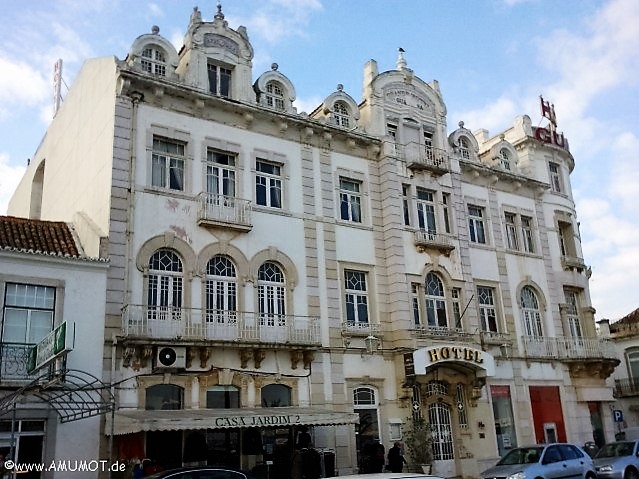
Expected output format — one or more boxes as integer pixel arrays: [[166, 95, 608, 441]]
[[2, 308, 28, 342], [28, 310, 53, 343]]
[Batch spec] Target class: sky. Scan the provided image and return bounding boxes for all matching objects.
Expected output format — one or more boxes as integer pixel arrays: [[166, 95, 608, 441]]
[[0, 0, 637, 322]]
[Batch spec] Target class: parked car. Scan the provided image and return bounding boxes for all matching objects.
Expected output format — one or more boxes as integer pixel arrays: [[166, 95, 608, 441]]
[[480, 443, 596, 479], [593, 440, 639, 479], [145, 467, 257, 479]]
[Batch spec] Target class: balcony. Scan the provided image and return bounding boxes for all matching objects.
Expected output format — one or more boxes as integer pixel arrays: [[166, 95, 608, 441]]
[[560, 255, 587, 272], [196, 193, 252, 232], [341, 321, 381, 337], [522, 336, 619, 378], [0, 343, 39, 382], [411, 324, 474, 341], [122, 305, 321, 347], [414, 230, 455, 255], [614, 378, 639, 398], [523, 336, 616, 359], [401, 142, 450, 174]]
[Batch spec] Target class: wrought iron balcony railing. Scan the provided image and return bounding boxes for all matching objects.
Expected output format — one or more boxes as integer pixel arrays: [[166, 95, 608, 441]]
[[614, 378, 639, 398], [122, 305, 320, 346], [411, 324, 473, 340], [0, 342, 39, 382], [196, 192, 252, 231], [522, 336, 617, 360]]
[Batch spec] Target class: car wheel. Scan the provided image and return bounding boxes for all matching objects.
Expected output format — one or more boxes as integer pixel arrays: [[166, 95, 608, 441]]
[[625, 468, 639, 479], [585, 472, 597, 479]]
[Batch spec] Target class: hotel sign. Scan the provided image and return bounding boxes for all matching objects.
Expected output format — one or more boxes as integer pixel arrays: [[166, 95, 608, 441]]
[[412, 344, 496, 377], [27, 321, 74, 374], [428, 346, 484, 364]]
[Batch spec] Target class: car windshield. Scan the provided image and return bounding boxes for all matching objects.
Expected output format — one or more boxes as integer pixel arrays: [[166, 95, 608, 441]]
[[596, 442, 636, 458], [498, 447, 544, 465]]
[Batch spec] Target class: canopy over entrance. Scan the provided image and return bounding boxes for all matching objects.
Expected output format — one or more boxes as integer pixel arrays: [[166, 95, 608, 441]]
[[107, 407, 359, 435]]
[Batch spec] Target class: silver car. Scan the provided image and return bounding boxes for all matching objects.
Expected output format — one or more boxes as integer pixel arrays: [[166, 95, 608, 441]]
[[593, 441, 639, 479], [480, 443, 596, 479]]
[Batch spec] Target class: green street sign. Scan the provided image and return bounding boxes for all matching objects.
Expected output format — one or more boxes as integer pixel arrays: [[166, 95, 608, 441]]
[[27, 321, 74, 374]]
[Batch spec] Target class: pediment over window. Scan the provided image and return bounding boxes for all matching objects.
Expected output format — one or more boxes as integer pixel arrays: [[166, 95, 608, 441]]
[[312, 85, 360, 130], [479, 137, 518, 171], [127, 27, 179, 80], [448, 121, 479, 161], [254, 65, 296, 113]]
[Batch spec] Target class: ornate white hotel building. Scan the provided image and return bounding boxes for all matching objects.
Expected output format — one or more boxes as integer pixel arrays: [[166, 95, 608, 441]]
[[7, 4, 619, 477]]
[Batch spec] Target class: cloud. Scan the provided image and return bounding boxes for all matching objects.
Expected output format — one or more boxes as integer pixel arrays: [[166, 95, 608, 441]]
[[537, 0, 639, 120], [0, 153, 26, 216], [454, 95, 519, 136], [0, 56, 49, 109], [229, 0, 323, 44], [294, 96, 323, 116]]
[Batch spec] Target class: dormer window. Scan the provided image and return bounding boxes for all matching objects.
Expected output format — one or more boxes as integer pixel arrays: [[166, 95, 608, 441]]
[[141, 46, 167, 76], [333, 101, 350, 128], [265, 81, 285, 111], [499, 148, 511, 170], [208, 63, 232, 98]]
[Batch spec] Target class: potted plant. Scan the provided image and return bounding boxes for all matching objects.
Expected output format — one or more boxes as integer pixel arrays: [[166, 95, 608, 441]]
[[404, 415, 434, 473]]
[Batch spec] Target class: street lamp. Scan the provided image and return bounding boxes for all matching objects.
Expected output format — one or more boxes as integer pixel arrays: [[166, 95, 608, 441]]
[[364, 335, 380, 354]]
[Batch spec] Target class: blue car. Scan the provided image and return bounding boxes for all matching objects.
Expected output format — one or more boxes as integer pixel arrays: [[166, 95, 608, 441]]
[[593, 441, 639, 479], [480, 443, 596, 479]]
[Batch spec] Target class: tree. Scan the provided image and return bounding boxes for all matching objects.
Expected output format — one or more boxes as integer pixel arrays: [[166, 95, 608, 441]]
[[404, 416, 433, 470]]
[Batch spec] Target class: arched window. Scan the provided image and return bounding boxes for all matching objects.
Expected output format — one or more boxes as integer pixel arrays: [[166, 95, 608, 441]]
[[425, 272, 447, 328], [261, 384, 291, 407], [353, 386, 380, 468], [147, 249, 183, 319], [207, 385, 240, 408], [521, 286, 543, 337], [333, 101, 350, 128], [499, 148, 511, 170], [145, 384, 184, 410], [265, 81, 285, 111], [141, 46, 167, 76], [206, 255, 237, 323], [257, 262, 286, 326]]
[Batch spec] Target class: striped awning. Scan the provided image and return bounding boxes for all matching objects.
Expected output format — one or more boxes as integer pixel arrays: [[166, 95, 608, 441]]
[[106, 407, 359, 435]]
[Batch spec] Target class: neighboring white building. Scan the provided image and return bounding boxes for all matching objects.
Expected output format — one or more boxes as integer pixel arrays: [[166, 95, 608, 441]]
[[0, 216, 108, 478], [7, 4, 618, 477], [599, 310, 639, 438]]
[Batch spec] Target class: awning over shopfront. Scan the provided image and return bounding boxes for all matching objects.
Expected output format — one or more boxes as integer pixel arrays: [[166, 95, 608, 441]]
[[106, 407, 359, 435]]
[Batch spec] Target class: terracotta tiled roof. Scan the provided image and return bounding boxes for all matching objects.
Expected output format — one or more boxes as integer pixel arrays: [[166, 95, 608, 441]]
[[0, 215, 81, 257], [608, 308, 639, 337]]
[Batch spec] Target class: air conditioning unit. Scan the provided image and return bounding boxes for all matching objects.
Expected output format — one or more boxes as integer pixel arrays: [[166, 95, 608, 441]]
[[155, 346, 187, 369]]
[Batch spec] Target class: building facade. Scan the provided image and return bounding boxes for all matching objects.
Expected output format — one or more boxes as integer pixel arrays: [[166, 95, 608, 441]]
[[8, 4, 619, 477], [0, 216, 109, 478], [600, 310, 639, 438]]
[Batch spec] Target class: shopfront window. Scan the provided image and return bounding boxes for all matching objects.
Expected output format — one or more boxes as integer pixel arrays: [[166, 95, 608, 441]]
[[491, 385, 518, 457], [145, 384, 184, 410], [261, 384, 291, 407], [0, 420, 45, 479], [207, 386, 240, 409]]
